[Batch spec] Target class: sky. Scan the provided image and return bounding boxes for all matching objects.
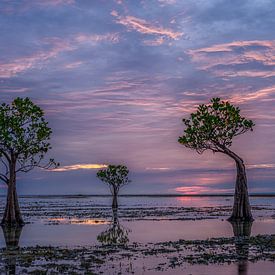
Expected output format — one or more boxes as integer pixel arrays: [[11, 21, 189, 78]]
[[0, 0, 275, 195]]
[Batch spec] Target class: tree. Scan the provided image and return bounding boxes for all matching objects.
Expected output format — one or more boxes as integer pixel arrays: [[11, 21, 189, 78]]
[[0, 97, 58, 226], [97, 165, 130, 208], [178, 98, 254, 221]]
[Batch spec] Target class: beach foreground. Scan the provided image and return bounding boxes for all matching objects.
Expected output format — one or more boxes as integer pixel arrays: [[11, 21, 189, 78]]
[[0, 195, 274, 274]]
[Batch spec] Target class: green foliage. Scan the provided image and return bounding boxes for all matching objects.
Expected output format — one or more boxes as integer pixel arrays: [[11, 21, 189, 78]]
[[97, 165, 131, 189], [0, 97, 58, 181], [178, 98, 254, 154]]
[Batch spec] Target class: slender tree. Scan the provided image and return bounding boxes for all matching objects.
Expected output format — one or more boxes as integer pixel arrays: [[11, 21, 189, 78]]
[[0, 97, 58, 226], [178, 98, 254, 221], [97, 165, 130, 208]]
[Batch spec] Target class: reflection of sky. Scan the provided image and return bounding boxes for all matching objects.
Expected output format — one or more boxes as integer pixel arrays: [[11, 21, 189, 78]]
[[0, 0, 275, 194]]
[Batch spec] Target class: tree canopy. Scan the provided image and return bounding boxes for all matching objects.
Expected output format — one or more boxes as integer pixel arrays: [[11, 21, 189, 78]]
[[178, 98, 254, 154], [97, 165, 131, 189], [0, 97, 58, 184]]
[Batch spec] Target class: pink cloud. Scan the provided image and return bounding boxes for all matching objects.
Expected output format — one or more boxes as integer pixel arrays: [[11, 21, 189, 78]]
[[0, 38, 74, 78], [63, 61, 84, 69], [188, 40, 275, 78], [0, 87, 29, 93], [229, 85, 275, 103], [0, 0, 75, 14], [143, 36, 166, 46], [111, 10, 183, 43], [75, 33, 120, 44], [158, 0, 177, 6], [0, 32, 119, 78], [36, 0, 75, 6], [247, 163, 275, 169]]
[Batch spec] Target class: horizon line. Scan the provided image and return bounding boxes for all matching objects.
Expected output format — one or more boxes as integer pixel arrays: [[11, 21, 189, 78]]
[[1, 193, 273, 198]]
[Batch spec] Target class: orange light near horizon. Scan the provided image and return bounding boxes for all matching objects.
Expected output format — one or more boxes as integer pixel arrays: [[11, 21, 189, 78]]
[[174, 186, 233, 195], [174, 186, 209, 195], [50, 163, 107, 172]]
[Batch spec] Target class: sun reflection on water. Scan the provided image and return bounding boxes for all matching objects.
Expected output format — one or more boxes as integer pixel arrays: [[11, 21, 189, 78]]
[[47, 218, 110, 225]]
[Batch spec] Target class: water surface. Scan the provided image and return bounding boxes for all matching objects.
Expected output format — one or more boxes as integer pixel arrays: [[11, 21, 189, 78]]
[[0, 195, 274, 274]]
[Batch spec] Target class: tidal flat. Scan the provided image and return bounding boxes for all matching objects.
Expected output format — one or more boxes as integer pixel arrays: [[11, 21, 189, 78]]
[[0, 196, 274, 274]]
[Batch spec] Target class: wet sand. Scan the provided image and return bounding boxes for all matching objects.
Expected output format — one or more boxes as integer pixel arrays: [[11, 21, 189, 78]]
[[0, 195, 274, 274]]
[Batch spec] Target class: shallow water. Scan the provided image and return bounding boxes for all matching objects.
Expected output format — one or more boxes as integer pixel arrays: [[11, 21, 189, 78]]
[[0, 195, 274, 274], [0, 195, 273, 247], [0, 218, 272, 248]]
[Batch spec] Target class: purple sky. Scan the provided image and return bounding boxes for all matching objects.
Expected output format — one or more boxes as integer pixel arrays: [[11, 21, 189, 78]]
[[0, 0, 275, 195]]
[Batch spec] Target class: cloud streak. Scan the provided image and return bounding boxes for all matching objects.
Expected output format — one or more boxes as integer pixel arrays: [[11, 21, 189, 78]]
[[111, 10, 183, 44], [188, 40, 275, 78], [1, 1, 275, 194], [0, 38, 74, 78], [0, 33, 119, 78], [51, 164, 107, 172]]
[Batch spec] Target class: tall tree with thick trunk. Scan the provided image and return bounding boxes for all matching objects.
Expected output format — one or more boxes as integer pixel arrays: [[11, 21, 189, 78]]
[[0, 97, 58, 226], [178, 98, 254, 221], [97, 165, 131, 209]]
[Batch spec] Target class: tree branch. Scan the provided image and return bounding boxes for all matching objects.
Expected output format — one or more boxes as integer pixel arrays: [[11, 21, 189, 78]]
[[0, 173, 8, 184], [16, 160, 57, 173], [0, 149, 11, 163], [0, 157, 9, 175]]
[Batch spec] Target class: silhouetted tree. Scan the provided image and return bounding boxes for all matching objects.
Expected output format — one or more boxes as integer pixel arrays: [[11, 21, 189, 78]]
[[0, 97, 58, 225], [179, 98, 254, 221], [97, 208, 129, 245], [97, 165, 130, 208]]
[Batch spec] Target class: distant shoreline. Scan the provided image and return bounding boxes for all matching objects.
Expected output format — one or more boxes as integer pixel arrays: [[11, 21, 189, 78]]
[[0, 194, 273, 198]]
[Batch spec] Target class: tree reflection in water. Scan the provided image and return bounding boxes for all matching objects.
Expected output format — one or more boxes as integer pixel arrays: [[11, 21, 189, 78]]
[[97, 208, 129, 245], [1, 225, 23, 275], [230, 220, 253, 275]]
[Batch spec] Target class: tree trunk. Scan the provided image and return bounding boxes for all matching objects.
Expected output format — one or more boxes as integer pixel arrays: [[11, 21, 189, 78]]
[[112, 187, 118, 209], [1, 162, 24, 226], [225, 149, 253, 221]]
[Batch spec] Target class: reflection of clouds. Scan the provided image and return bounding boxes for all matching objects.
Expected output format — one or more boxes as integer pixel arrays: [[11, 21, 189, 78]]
[[175, 196, 227, 207], [47, 218, 109, 225], [174, 186, 233, 195]]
